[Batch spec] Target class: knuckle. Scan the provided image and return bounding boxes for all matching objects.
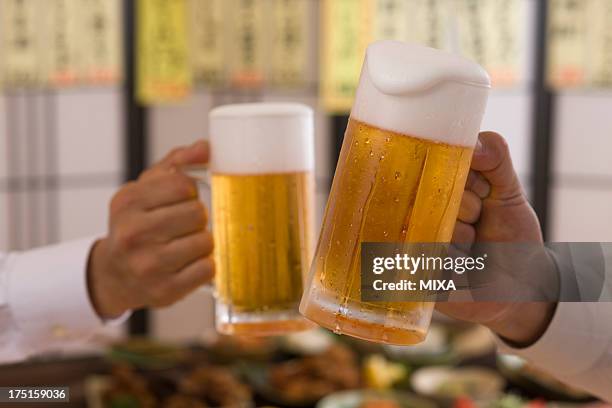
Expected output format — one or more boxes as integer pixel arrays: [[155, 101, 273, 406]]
[[203, 260, 215, 282], [147, 287, 172, 306], [187, 233, 213, 258], [174, 174, 197, 198], [110, 183, 138, 213], [167, 147, 185, 161], [201, 232, 214, 254], [495, 133, 511, 154], [162, 173, 195, 200], [129, 254, 158, 278], [114, 226, 139, 251], [188, 200, 207, 226], [197, 257, 215, 281], [138, 167, 161, 181]]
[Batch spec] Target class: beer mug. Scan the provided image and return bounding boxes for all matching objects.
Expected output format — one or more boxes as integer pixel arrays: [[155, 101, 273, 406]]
[[208, 103, 315, 336], [300, 41, 490, 345]]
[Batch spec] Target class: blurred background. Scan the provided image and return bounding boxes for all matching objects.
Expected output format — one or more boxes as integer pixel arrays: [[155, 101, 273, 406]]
[[0, 0, 611, 405]]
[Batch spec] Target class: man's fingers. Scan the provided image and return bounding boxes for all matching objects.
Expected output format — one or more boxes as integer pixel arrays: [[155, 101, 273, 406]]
[[140, 140, 210, 181], [159, 231, 214, 273], [146, 199, 207, 241], [452, 221, 475, 245], [170, 257, 215, 294], [471, 132, 522, 201], [133, 172, 198, 211], [465, 170, 490, 199], [147, 257, 215, 307], [159, 140, 209, 169], [458, 190, 482, 224]]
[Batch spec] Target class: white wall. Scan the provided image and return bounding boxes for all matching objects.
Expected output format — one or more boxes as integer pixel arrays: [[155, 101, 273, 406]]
[[0, 88, 126, 345], [550, 92, 612, 241]]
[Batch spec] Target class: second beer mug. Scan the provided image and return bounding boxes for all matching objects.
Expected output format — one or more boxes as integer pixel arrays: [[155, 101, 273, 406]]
[[209, 103, 315, 335], [300, 41, 491, 345]]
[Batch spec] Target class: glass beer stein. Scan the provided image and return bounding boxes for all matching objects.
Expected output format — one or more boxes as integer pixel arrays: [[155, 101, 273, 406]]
[[209, 103, 315, 336], [300, 41, 490, 345]]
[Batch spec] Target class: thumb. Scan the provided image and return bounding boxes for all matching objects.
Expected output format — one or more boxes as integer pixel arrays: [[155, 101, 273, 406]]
[[157, 140, 210, 169], [471, 132, 523, 201]]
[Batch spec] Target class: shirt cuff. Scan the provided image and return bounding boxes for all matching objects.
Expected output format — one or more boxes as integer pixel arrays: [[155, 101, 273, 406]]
[[496, 301, 612, 376], [5, 237, 128, 344]]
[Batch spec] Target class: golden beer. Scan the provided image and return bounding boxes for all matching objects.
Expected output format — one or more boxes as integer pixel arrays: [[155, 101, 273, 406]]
[[301, 119, 472, 344], [300, 41, 490, 345], [213, 171, 314, 333], [209, 102, 315, 336]]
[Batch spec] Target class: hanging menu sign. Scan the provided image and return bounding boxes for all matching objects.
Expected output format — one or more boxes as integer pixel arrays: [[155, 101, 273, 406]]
[[268, 0, 310, 87], [407, 0, 449, 50], [453, 0, 522, 87], [373, 0, 410, 42], [0, 0, 43, 87], [80, 0, 122, 85], [47, 0, 84, 87], [190, 0, 225, 85], [137, 0, 192, 104], [547, 0, 588, 89], [455, 0, 488, 66], [586, 0, 612, 87], [483, 0, 521, 87], [320, 0, 373, 113], [228, 0, 266, 88]]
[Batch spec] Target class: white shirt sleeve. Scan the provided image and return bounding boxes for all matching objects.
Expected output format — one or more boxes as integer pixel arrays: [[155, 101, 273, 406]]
[[0, 238, 128, 363], [497, 244, 612, 402], [497, 302, 612, 402]]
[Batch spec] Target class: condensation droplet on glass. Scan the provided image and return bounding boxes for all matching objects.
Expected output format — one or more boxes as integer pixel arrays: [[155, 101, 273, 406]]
[[393, 197, 400, 203], [383, 231, 389, 237], [394, 171, 401, 180], [369, 150, 374, 157], [385, 137, 391, 142], [364, 138, 371, 145]]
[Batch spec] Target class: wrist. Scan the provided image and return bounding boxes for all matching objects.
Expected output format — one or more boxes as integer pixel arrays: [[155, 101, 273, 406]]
[[87, 239, 130, 319], [487, 302, 557, 347]]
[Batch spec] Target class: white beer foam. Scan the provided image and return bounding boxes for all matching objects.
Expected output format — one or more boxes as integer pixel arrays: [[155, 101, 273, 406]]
[[209, 103, 314, 174], [351, 41, 491, 147]]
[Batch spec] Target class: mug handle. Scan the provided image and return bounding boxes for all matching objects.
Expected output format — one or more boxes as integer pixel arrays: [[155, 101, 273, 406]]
[[182, 164, 214, 295]]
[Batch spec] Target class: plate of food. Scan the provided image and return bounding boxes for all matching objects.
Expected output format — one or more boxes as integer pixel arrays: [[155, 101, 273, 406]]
[[199, 332, 277, 363], [317, 390, 438, 408], [497, 354, 593, 402], [85, 362, 255, 408], [411, 366, 505, 406], [383, 324, 456, 366], [241, 343, 362, 407], [107, 338, 193, 370], [278, 328, 337, 356]]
